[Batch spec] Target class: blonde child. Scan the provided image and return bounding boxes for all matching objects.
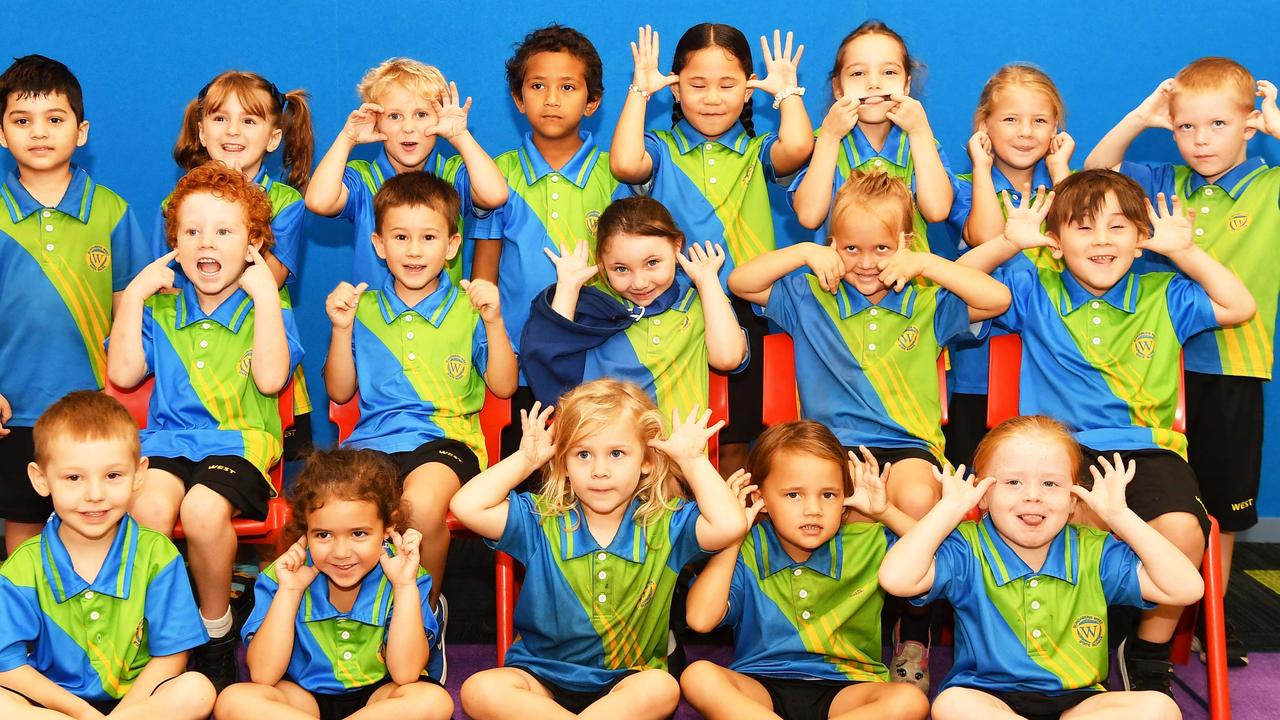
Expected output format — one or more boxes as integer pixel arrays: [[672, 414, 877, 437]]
[[451, 379, 748, 718]]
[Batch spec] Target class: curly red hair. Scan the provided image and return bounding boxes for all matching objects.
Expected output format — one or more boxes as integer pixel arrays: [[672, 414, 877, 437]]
[[164, 160, 275, 251]]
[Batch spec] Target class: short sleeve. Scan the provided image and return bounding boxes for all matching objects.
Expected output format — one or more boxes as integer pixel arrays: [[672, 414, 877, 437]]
[[936, 143, 954, 176], [762, 274, 810, 333], [991, 266, 1036, 333], [241, 568, 281, 642], [140, 301, 158, 375], [487, 492, 543, 565], [1098, 534, 1153, 609], [913, 530, 973, 606], [142, 553, 209, 656], [634, 133, 666, 194], [111, 205, 150, 293], [1166, 275, 1218, 343], [0, 576, 41, 671], [471, 204, 506, 241], [280, 305, 307, 376], [269, 198, 305, 277], [785, 165, 810, 209], [947, 175, 975, 245], [932, 288, 973, 346], [757, 132, 781, 184], [445, 156, 478, 216], [472, 314, 490, 376], [1118, 161, 1176, 200], [667, 500, 710, 569], [718, 557, 749, 629], [338, 165, 370, 222]]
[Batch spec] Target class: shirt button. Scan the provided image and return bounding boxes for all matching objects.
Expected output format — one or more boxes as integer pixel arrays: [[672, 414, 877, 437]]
[[551, 193, 559, 200], [551, 212, 560, 219], [652, 337, 661, 345], [1031, 601, 1041, 610], [798, 589, 808, 599], [1092, 317, 1101, 325], [1090, 301, 1100, 309], [597, 594, 607, 603], [1029, 579, 1039, 588], [705, 143, 714, 151], [873, 159, 884, 167], [551, 175, 560, 183], [84, 591, 95, 600], [404, 315, 413, 322], [341, 631, 350, 639], [708, 177, 718, 184], [42, 210, 51, 218], [652, 318, 661, 326], [1204, 188, 1214, 196], [45, 243, 54, 251], [406, 332, 414, 340], [793, 568, 802, 576], [202, 323, 211, 330], [598, 571, 607, 579], [89, 611, 100, 620], [95, 633, 103, 642], [44, 224, 54, 232], [195, 361, 205, 369], [1091, 337, 1101, 345], [868, 343, 877, 351], [1200, 206, 1210, 214], [1194, 228, 1205, 237], [869, 308, 878, 316], [200, 340, 209, 348], [343, 651, 353, 660], [801, 611, 811, 620], [708, 158, 716, 166], [869, 323, 877, 331], [407, 353, 417, 361], [1032, 629, 1042, 639], [597, 552, 607, 561]]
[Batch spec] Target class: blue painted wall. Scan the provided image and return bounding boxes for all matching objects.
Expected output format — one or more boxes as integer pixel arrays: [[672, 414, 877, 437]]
[[6, 1, 1279, 514]]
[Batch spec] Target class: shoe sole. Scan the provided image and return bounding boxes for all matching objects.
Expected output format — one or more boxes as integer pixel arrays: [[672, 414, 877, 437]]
[[1117, 637, 1135, 691], [434, 594, 448, 684]]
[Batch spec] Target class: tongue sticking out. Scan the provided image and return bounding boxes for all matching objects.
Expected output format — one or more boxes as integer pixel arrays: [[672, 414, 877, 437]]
[[1020, 514, 1046, 527]]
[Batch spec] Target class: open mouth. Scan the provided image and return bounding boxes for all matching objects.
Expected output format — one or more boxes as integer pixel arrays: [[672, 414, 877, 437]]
[[399, 141, 419, 153], [196, 257, 222, 276], [799, 522, 824, 535], [401, 263, 428, 275], [80, 510, 109, 522], [1087, 254, 1116, 265], [859, 94, 892, 105], [1018, 513, 1046, 527], [330, 562, 358, 574], [629, 288, 657, 304], [220, 143, 246, 153]]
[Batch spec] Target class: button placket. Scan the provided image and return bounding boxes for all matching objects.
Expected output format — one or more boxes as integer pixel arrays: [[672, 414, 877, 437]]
[[593, 554, 611, 606]]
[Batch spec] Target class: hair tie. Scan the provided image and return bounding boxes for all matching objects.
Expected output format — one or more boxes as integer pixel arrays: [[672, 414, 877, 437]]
[[269, 82, 288, 112], [196, 80, 213, 102]]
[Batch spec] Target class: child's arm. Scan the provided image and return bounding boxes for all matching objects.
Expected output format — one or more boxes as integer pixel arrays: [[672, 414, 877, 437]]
[[686, 469, 759, 633], [846, 446, 915, 535], [116, 651, 190, 710], [107, 249, 178, 389], [610, 25, 678, 184], [544, 243, 599, 320], [650, 409, 749, 551], [889, 95, 953, 222], [1045, 131, 1075, 184], [961, 130, 1005, 246], [1083, 79, 1174, 171], [1247, 80, 1280, 139], [678, 242, 747, 371], [955, 186, 1055, 274], [727, 243, 845, 306], [0, 665, 104, 718], [876, 237, 1011, 321], [378, 530, 432, 683], [791, 96, 858, 229], [461, 279, 518, 398], [323, 281, 366, 405], [305, 104, 388, 217], [1143, 194, 1256, 325], [245, 539, 317, 685], [241, 247, 291, 395], [450, 403, 555, 541], [878, 464, 995, 597], [471, 239, 501, 283], [748, 30, 814, 176], [1074, 454, 1204, 606], [425, 83, 508, 210]]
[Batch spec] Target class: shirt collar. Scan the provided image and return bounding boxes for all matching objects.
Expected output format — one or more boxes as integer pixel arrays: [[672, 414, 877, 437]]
[[836, 280, 916, 319], [1183, 156, 1268, 199], [671, 118, 751, 155], [41, 513, 140, 602], [559, 497, 649, 563], [1, 165, 95, 224], [1059, 270, 1138, 315], [844, 124, 910, 169], [300, 549, 396, 625], [518, 131, 601, 188], [176, 283, 255, 331], [252, 166, 273, 194], [752, 519, 842, 579], [991, 161, 1054, 196], [978, 514, 1077, 586], [370, 149, 399, 189], [376, 270, 457, 327]]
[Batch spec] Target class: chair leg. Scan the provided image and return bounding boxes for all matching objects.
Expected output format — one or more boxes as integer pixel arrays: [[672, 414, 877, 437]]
[[1202, 518, 1231, 720], [495, 551, 516, 667]]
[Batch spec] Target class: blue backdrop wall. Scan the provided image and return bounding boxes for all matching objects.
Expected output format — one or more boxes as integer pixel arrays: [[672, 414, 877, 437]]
[[7, 1, 1280, 517]]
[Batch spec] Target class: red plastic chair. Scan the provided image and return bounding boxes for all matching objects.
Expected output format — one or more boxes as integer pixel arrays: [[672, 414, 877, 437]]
[[707, 370, 729, 470], [985, 333, 1229, 719], [105, 376, 295, 548]]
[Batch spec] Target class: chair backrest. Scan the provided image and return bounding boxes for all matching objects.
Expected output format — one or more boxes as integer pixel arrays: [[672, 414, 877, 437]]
[[707, 370, 728, 468], [331, 390, 511, 467]]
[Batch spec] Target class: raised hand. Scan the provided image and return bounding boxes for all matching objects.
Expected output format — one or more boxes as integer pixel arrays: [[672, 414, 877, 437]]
[[967, 129, 993, 171], [630, 25, 678, 96], [845, 446, 891, 517], [886, 94, 931, 137], [1073, 453, 1136, 526], [326, 281, 368, 329], [239, 245, 277, 300], [821, 95, 859, 139], [379, 528, 424, 587], [519, 402, 556, 470], [649, 407, 725, 463], [1000, 184, 1054, 250], [933, 463, 996, 517], [127, 249, 179, 298], [342, 103, 389, 145], [877, 232, 928, 292], [425, 82, 472, 140], [806, 243, 846, 294], [1046, 131, 1075, 175], [1133, 79, 1175, 130], [674, 241, 726, 290], [746, 30, 804, 97], [543, 242, 598, 290], [1247, 80, 1280, 138], [460, 278, 502, 323], [275, 537, 320, 593], [727, 468, 764, 526], [1141, 192, 1196, 257]]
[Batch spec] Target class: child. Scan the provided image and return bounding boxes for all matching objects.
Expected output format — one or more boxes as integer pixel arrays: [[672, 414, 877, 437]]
[[611, 23, 815, 473], [944, 63, 1073, 469], [323, 170, 518, 681], [790, 21, 952, 251], [451, 379, 748, 719], [305, 57, 507, 285], [472, 24, 632, 457], [879, 415, 1203, 719], [957, 169, 1255, 695], [0, 54, 148, 552], [107, 161, 305, 690], [681, 422, 928, 720], [1085, 57, 1280, 666], [215, 448, 452, 720], [521, 195, 747, 425], [0, 391, 214, 720], [730, 170, 1009, 689]]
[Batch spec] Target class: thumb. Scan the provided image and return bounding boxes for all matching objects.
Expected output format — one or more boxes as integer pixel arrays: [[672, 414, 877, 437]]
[[354, 282, 369, 295], [459, 279, 472, 292]]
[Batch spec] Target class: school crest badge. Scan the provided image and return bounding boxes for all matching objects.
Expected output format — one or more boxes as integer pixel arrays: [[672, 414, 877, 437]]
[[237, 350, 253, 377], [1073, 614, 1104, 647], [586, 210, 600, 237], [446, 354, 467, 380], [1229, 213, 1249, 231], [86, 244, 109, 272], [897, 326, 920, 351], [1132, 331, 1156, 360], [637, 580, 657, 609]]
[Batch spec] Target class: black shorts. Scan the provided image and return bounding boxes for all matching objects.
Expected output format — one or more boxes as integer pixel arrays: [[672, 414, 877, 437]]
[[1079, 446, 1209, 537], [312, 677, 393, 720], [509, 665, 636, 714], [377, 438, 481, 483], [1185, 371, 1263, 532], [0, 426, 52, 523], [722, 295, 768, 445], [943, 393, 989, 470], [147, 454, 270, 521], [964, 687, 1101, 720], [744, 674, 857, 720], [845, 445, 943, 470]]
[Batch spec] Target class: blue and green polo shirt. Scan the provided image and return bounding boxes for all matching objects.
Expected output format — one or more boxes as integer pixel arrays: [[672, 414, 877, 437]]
[[763, 273, 972, 460], [339, 148, 476, 286], [243, 550, 436, 694], [993, 266, 1217, 457], [342, 271, 490, 467], [0, 514, 207, 702], [490, 491, 708, 692], [916, 516, 1150, 695], [0, 167, 147, 425], [1121, 158, 1280, 379], [137, 282, 304, 479], [639, 120, 782, 289], [720, 519, 891, 682]]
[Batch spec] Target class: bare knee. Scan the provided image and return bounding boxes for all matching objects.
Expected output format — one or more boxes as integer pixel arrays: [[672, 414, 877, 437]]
[[877, 684, 931, 720], [678, 660, 722, 700], [888, 464, 942, 520], [389, 681, 454, 720], [622, 669, 680, 714], [1150, 511, 1206, 559], [179, 487, 234, 540], [158, 672, 216, 718], [1133, 691, 1180, 720], [403, 466, 462, 527], [131, 491, 179, 533], [461, 669, 512, 716]]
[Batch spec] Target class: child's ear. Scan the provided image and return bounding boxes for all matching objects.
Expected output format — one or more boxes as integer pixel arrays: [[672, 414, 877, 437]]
[[512, 91, 527, 115], [371, 232, 388, 261], [266, 126, 283, 153], [584, 95, 601, 117], [445, 233, 463, 261], [744, 73, 756, 101], [830, 77, 843, 101], [1046, 232, 1064, 259], [76, 120, 89, 148], [1244, 109, 1261, 140], [27, 462, 51, 498], [132, 457, 149, 492]]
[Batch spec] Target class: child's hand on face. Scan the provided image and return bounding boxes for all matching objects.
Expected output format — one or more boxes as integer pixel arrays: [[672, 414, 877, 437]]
[[886, 94, 931, 137], [128, 249, 179, 299], [1141, 192, 1197, 258], [933, 463, 996, 517], [675, 241, 726, 290], [806, 243, 846, 294], [649, 407, 726, 464], [342, 103, 389, 145], [379, 528, 423, 587], [519, 402, 556, 470], [822, 95, 860, 139], [876, 234, 927, 292], [460, 279, 502, 323], [630, 25, 678, 96], [543, 242, 598, 290], [1133, 79, 1175, 131], [727, 469, 763, 526], [745, 30, 804, 97], [1247, 80, 1280, 138], [1046, 131, 1075, 174], [845, 446, 891, 518], [1000, 184, 1055, 251], [325, 281, 368, 330], [1072, 453, 1136, 527], [425, 82, 473, 140], [238, 246, 278, 300], [967, 129, 994, 171], [275, 537, 320, 593]]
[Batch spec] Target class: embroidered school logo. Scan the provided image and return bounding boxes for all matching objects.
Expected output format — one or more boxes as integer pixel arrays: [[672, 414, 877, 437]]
[[585, 210, 600, 237], [1228, 213, 1249, 231], [1132, 331, 1156, 360], [1072, 614, 1104, 647], [680, 314, 691, 330], [637, 580, 657, 609], [741, 162, 755, 188], [132, 619, 146, 648], [237, 350, 253, 377], [445, 354, 467, 380], [897, 326, 920, 351], [85, 244, 109, 272]]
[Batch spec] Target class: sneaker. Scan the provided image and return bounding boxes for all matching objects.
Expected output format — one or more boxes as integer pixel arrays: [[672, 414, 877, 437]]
[[426, 594, 448, 683], [1117, 637, 1174, 697], [192, 633, 239, 693], [1193, 618, 1249, 667]]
